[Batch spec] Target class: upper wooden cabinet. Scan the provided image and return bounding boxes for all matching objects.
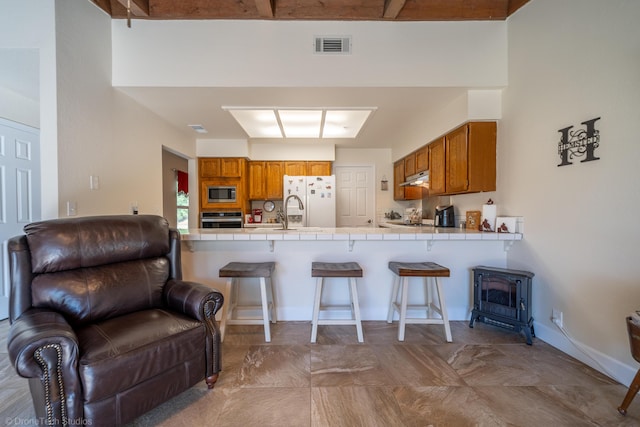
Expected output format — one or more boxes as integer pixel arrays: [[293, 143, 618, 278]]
[[415, 145, 429, 172], [265, 162, 285, 199], [199, 157, 245, 178], [428, 137, 446, 195], [248, 162, 267, 200], [307, 161, 331, 176], [284, 161, 332, 177], [446, 122, 496, 195], [393, 159, 422, 201], [249, 161, 288, 200], [427, 121, 496, 196], [404, 153, 416, 177], [284, 161, 307, 176]]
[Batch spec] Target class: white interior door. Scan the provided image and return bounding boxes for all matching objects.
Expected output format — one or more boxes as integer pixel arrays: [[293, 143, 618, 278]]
[[335, 165, 375, 227], [0, 118, 41, 320]]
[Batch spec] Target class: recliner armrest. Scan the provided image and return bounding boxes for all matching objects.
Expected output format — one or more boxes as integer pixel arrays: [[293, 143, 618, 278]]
[[7, 308, 83, 423], [164, 280, 224, 321], [8, 308, 79, 377]]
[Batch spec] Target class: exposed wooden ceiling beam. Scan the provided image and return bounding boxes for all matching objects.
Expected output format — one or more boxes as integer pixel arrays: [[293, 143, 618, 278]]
[[255, 0, 275, 18], [116, 0, 149, 17], [507, 0, 530, 15], [383, 0, 406, 19], [90, 0, 530, 21]]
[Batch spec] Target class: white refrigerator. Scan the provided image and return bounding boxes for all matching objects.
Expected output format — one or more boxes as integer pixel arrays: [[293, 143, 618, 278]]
[[283, 175, 336, 227]]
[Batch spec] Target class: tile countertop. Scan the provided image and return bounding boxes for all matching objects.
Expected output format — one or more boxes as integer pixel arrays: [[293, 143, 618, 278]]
[[181, 224, 523, 242]]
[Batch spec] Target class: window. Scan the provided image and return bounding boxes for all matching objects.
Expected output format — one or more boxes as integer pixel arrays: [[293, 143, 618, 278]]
[[176, 170, 189, 230]]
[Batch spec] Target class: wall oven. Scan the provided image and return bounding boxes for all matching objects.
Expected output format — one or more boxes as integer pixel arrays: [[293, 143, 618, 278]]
[[200, 211, 243, 228], [207, 185, 237, 204]]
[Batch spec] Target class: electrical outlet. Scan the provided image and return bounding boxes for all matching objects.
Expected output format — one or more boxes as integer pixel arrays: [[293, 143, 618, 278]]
[[552, 308, 563, 328], [90, 175, 100, 190], [66, 201, 77, 216]]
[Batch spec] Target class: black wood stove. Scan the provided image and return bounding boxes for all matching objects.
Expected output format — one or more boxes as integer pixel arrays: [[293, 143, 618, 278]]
[[469, 266, 535, 344]]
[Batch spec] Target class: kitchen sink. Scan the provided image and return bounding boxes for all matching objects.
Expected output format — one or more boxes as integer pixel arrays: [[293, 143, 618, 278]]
[[248, 227, 326, 232]]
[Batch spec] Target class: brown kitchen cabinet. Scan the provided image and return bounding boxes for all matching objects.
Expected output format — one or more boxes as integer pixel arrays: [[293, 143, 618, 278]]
[[284, 161, 307, 176], [248, 161, 285, 200], [306, 161, 331, 176], [265, 162, 284, 199], [404, 153, 416, 177], [199, 157, 245, 178], [199, 179, 246, 211], [428, 137, 446, 195], [446, 122, 496, 195], [427, 121, 496, 196], [393, 159, 422, 201], [284, 161, 332, 176], [415, 145, 429, 172], [248, 162, 267, 200]]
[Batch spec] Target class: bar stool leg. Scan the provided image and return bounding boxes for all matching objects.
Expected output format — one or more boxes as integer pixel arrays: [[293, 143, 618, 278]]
[[310, 277, 324, 343], [220, 277, 234, 342], [268, 277, 277, 324], [433, 277, 452, 342], [349, 277, 364, 343], [259, 277, 272, 342], [425, 277, 432, 318], [398, 277, 409, 341], [387, 275, 400, 323]]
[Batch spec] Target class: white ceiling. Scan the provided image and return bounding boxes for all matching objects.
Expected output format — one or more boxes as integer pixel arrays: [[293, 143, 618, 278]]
[[0, 49, 470, 151], [117, 86, 468, 150]]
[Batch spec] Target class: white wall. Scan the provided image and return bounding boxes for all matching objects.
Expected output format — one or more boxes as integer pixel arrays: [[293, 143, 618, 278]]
[[335, 148, 407, 220], [54, 0, 195, 217], [502, 0, 640, 386], [112, 20, 507, 88], [0, 85, 39, 128], [0, 0, 57, 219]]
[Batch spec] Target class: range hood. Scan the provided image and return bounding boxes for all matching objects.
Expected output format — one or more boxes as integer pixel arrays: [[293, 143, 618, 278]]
[[400, 170, 429, 187]]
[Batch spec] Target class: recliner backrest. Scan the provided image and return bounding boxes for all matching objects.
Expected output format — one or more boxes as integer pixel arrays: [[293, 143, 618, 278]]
[[24, 215, 172, 326]]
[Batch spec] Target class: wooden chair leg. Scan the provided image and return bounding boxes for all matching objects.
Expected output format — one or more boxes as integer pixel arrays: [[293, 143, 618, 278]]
[[619, 368, 640, 415], [206, 373, 219, 389]]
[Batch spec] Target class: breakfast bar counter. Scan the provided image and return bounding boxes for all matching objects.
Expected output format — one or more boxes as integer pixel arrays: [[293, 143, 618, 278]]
[[180, 227, 523, 323]]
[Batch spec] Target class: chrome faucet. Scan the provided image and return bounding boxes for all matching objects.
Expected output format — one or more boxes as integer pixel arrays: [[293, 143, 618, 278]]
[[281, 194, 304, 230]]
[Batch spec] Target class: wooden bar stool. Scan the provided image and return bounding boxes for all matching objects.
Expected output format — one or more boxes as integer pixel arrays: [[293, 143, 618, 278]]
[[219, 262, 277, 342], [310, 262, 364, 343], [387, 261, 452, 342]]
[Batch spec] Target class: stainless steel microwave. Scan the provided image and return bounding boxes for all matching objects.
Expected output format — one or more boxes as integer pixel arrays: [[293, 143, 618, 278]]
[[207, 185, 236, 203]]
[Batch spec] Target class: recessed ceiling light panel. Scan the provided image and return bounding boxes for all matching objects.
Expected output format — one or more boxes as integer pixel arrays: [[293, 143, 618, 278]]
[[223, 106, 376, 139], [227, 109, 282, 138], [323, 110, 372, 138], [278, 110, 322, 138]]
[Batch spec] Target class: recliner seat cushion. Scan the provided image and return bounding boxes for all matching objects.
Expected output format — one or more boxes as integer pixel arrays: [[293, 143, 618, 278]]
[[76, 309, 205, 403], [31, 258, 169, 326]]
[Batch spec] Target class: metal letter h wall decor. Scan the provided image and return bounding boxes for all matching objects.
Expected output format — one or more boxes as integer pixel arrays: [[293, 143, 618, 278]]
[[557, 117, 601, 167]]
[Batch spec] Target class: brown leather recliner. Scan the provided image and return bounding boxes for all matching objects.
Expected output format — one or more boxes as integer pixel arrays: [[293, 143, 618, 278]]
[[6, 215, 223, 426]]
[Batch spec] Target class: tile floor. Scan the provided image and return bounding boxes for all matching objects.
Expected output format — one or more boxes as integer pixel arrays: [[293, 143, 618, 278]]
[[2, 319, 640, 426]]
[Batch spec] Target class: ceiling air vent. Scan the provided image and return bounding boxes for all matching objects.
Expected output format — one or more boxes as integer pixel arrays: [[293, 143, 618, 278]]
[[314, 36, 351, 54]]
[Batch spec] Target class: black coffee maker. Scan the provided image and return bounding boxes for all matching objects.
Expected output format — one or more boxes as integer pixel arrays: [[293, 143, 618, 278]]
[[434, 205, 455, 227]]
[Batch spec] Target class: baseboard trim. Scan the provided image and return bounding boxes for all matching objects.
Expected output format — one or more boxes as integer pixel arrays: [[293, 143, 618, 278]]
[[534, 320, 637, 387]]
